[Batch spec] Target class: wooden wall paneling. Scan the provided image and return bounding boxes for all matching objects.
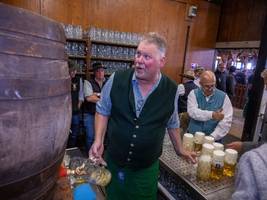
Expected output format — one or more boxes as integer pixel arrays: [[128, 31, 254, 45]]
[[87, 0, 151, 33], [41, 0, 69, 24], [169, 4, 188, 83], [217, 0, 267, 42], [2, 0, 222, 83], [147, 0, 187, 82], [0, 0, 40, 13], [245, 0, 267, 41], [41, 0, 90, 28], [86, 0, 189, 82], [185, 0, 221, 71]]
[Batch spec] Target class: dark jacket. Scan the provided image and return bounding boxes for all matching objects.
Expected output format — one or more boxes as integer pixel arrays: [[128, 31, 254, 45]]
[[215, 70, 227, 92], [71, 77, 81, 114], [83, 79, 106, 114], [226, 73, 236, 100], [178, 80, 198, 113]]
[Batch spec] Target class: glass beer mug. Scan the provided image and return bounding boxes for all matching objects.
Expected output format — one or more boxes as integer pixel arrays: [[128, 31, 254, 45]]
[[194, 132, 205, 155], [183, 133, 194, 152], [197, 154, 212, 181], [223, 149, 238, 177], [210, 150, 225, 180], [204, 136, 215, 144], [213, 142, 224, 151], [201, 143, 215, 157]]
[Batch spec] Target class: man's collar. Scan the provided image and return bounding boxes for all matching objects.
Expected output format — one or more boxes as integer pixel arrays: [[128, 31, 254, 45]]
[[132, 72, 162, 83], [200, 88, 215, 98]]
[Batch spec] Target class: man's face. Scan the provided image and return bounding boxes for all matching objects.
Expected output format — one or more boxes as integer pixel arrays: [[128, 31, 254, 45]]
[[218, 63, 226, 72], [200, 77, 216, 96], [95, 68, 105, 80], [194, 70, 203, 78], [134, 41, 165, 82], [70, 69, 76, 78]]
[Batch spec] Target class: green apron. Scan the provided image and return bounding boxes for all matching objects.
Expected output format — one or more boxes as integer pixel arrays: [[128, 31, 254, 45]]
[[105, 154, 159, 200]]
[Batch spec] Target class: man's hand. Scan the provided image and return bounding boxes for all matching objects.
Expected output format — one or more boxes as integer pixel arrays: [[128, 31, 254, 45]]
[[226, 141, 243, 153], [167, 128, 197, 164], [178, 149, 197, 164], [89, 141, 106, 166], [212, 109, 224, 121]]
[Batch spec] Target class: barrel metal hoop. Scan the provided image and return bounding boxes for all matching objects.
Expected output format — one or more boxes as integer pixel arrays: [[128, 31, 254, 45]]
[[0, 150, 65, 198], [0, 78, 71, 100]]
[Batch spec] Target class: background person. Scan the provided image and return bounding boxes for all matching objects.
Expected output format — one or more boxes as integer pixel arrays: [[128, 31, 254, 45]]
[[83, 62, 107, 152], [178, 70, 198, 114], [226, 65, 236, 102], [187, 70, 233, 141], [193, 66, 205, 87], [67, 61, 84, 148], [235, 69, 247, 85], [215, 62, 227, 92], [89, 32, 196, 200], [178, 70, 198, 134], [232, 143, 267, 200]]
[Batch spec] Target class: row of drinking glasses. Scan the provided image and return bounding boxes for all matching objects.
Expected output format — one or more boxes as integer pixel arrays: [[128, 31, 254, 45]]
[[87, 27, 142, 45], [62, 24, 83, 39], [91, 61, 132, 74], [91, 44, 136, 60], [65, 42, 87, 56], [62, 24, 143, 44]]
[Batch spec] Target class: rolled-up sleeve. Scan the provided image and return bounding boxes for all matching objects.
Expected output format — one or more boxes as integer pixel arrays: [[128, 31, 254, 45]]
[[210, 95, 233, 140], [96, 73, 115, 116], [167, 88, 180, 129]]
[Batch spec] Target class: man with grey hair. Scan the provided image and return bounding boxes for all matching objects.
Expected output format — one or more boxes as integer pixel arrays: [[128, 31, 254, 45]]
[[89, 32, 196, 200], [187, 70, 233, 141]]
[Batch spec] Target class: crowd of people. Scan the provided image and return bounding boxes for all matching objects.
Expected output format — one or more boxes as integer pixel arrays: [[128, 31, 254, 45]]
[[68, 32, 266, 200]]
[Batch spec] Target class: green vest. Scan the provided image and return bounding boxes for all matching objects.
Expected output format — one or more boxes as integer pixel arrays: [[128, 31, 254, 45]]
[[107, 69, 177, 169]]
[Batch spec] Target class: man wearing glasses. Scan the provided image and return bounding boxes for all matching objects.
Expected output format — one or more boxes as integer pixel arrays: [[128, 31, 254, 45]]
[[187, 70, 233, 141]]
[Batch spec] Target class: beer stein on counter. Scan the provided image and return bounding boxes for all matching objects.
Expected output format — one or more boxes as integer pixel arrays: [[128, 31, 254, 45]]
[[183, 133, 194, 152], [194, 132, 205, 155], [197, 154, 212, 181], [68, 157, 112, 187], [223, 149, 238, 177], [213, 142, 224, 151], [204, 136, 215, 144], [210, 150, 225, 180], [201, 143, 215, 157]]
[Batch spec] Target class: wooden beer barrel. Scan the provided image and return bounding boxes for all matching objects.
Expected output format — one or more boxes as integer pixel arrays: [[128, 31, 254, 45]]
[[0, 3, 71, 199]]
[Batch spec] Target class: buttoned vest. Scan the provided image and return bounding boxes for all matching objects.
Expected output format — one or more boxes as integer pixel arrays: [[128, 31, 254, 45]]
[[83, 79, 106, 114], [178, 81, 198, 113], [107, 69, 177, 169], [188, 88, 225, 135]]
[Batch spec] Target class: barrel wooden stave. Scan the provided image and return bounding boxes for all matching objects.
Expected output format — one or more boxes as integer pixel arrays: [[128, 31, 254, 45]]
[[0, 3, 71, 199]]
